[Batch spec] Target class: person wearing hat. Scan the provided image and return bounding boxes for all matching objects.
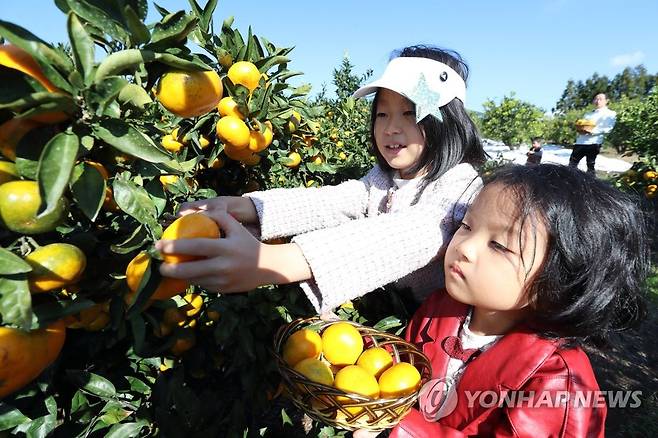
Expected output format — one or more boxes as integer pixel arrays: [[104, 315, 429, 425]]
[[156, 45, 486, 314], [568, 93, 616, 175]]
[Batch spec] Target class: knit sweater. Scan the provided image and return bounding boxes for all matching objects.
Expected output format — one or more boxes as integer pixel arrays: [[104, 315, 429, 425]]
[[245, 163, 481, 313]]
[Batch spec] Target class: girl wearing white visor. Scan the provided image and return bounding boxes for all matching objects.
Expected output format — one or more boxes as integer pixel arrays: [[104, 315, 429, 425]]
[[157, 45, 486, 313]]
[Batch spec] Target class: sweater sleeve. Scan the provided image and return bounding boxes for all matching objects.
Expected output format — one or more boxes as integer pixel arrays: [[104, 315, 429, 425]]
[[243, 168, 379, 240], [293, 169, 478, 313]]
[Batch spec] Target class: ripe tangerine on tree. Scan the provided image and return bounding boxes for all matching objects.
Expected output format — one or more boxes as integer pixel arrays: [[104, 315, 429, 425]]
[[125, 251, 188, 302], [227, 61, 261, 93], [0, 180, 68, 234], [284, 151, 302, 168], [321, 322, 364, 366], [216, 116, 251, 150], [160, 212, 221, 264], [155, 70, 223, 118], [217, 96, 245, 119], [25, 243, 87, 293]]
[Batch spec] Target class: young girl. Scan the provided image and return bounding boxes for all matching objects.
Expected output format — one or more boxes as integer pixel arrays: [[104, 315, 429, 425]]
[[156, 45, 486, 313], [380, 164, 649, 437]]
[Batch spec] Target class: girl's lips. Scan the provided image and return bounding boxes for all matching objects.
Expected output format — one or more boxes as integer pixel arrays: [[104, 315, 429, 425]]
[[449, 263, 465, 279]]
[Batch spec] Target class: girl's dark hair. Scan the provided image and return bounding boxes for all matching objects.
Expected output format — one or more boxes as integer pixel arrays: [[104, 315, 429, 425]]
[[369, 45, 487, 196], [485, 164, 650, 346]]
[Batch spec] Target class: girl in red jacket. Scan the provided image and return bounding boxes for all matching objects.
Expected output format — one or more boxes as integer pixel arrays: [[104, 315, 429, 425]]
[[358, 163, 650, 437]]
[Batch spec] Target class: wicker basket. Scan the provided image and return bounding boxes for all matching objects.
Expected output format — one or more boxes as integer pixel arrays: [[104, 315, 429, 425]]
[[273, 317, 432, 431]]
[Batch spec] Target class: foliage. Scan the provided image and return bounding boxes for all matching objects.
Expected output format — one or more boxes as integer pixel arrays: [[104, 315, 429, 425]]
[[555, 66, 657, 113], [480, 93, 546, 147], [543, 108, 582, 146], [608, 89, 658, 159]]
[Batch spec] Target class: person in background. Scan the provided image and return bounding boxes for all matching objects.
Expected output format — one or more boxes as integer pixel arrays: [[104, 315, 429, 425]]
[[568, 93, 616, 175], [525, 137, 543, 165]]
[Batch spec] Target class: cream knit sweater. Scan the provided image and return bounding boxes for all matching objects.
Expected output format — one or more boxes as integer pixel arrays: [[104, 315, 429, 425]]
[[245, 163, 481, 313]]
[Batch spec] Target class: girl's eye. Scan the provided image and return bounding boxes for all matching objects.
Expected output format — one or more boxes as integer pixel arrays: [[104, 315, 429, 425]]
[[403, 110, 415, 117], [376, 112, 387, 118], [459, 221, 471, 231], [490, 241, 509, 252]]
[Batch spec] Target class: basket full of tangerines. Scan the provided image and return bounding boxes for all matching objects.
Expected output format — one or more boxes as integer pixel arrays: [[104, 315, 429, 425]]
[[273, 317, 432, 431]]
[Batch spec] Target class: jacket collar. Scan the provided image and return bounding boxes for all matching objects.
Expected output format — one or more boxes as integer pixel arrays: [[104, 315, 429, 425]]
[[419, 291, 559, 390]]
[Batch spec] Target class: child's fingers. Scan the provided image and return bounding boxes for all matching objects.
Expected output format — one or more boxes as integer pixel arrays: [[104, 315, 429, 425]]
[[156, 238, 223, 258], [202, 209, 243, 235], [158, 257, 218, 280]]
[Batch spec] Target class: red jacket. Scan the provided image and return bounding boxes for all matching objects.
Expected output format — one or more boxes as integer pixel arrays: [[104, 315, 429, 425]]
[[391, 290, 606, 438]]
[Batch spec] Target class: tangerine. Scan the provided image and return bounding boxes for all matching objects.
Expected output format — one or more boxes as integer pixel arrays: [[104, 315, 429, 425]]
[[125, 251, 188, 301], [282, 328, 322, 366], [378, 362, 421, 399], [25, 243, 87, 293], [0, 180, 68, 234], [160, 213, 221, 264], [217, 96, 245, 119], [334, 365, 380, 414], [356, 347, 394, 379], [293, 357, 334, 386], [227, 61, 260, 92], [321, 322, 363, 366], [155, 70, 223, 118], [216, 116, 250, 149]]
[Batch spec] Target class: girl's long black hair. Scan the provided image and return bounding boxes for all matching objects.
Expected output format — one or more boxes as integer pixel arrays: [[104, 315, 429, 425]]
[[369, 45, 487, 200], [486, 164, 650, 347]]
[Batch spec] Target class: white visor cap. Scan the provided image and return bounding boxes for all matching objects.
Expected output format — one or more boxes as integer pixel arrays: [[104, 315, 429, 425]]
[[352, 57, 466, 108]]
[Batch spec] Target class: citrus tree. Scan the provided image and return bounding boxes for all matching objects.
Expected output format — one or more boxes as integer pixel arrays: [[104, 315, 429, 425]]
[[480, 93, 547, 147], [0, 1, 393, 436]]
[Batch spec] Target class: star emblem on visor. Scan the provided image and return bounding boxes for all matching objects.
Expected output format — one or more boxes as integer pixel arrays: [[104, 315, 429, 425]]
[[409, 73, 443, 123]]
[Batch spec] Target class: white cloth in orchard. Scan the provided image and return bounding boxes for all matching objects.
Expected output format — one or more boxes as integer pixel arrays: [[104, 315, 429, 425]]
[[245, 163, 481, 313]]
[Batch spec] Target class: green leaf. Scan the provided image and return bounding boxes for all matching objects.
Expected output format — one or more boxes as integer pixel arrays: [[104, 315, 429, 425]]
[[17, 413, 57, 438], [111, 179, 161, 234], [14, 125, 58, 181], [117, 83, 152, 111], [148, 11, 198, 47], [109, 225, 149, 254], [36, 131, 79, 218], [94, 49, 156, 83], [0, 404, 30, 431], [65, 0, 131, 44], [201, 0, 218, 33], [93, 119, 171, 163], [70, 390, 89, 415], [0, 275, 32, 329], [125, 376, 151, 395], [67, 13, 95, 84], [66, 370, 117, 399], [70, 162, 105, 222], [0, 91, 76, 117], [0, 248, 32, 275], [123, 5, 151, 46], [373, 316, 402, 332], [105, 420, 148, 438], [0, 20, 73, 93]]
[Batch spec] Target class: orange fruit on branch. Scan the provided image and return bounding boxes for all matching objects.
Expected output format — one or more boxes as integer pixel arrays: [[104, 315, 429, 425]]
[[25, 243, 87, 293], [0, 320, 66, 398], [160, 212, 221, 264], [0, 180, 68, 234], [227, 61, 260, 93], [125, 251, 188, 301], [217, 96, 245, 119], [216, 116, 250, 150], [155, 69, 223, 118]]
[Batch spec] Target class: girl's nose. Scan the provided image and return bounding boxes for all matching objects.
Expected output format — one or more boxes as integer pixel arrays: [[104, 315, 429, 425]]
[[384, 116, 402, 135], [454, 235, 476, 263]]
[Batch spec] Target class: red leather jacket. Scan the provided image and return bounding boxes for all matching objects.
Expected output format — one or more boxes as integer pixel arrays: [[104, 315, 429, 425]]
[[390, 290, 606, 438]]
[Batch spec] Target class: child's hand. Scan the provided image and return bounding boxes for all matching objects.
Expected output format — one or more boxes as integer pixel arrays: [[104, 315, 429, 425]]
[[178, 196, 258, 224], [156, 211, 312, 292]]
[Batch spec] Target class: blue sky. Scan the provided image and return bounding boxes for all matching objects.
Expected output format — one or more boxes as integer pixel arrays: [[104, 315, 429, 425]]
[[3, 1, 657, 113]]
